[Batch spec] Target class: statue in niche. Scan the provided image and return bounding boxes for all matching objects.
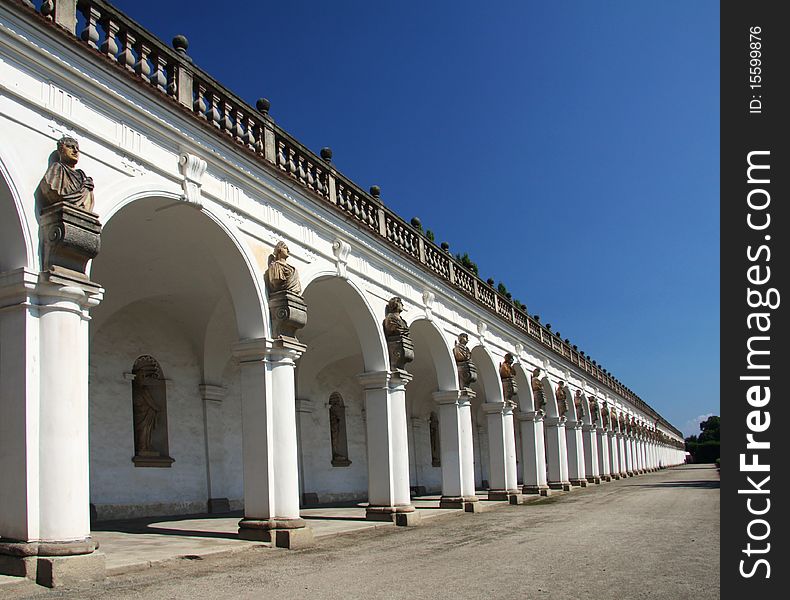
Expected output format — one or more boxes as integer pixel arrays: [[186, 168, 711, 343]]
[[131, 356, 174, 467], [383, 296, 414, 370], [531, 367, 546, 413], [556, 381, 568, 419], [329, 392, 351, 467], [429, 412, 441, 467], [574, 389, 585, 421], [453, 333, 477, 389], [499, 353, 518, 404], [265, 241, 307, 339], [39, 136, 95, 212]]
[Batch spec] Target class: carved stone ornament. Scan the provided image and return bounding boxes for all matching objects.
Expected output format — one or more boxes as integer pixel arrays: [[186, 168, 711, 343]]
[[383, 296, 414, 370], [332, 238, 351, 278], [499, 352, 518, 403], [265, 241, 307, 340], [556, 381, 568, 419], [589, 398, 600, 424], [531, 367, 546, 413], [179, 152, 208, 207], [574, 389, 585, 421], [38, 137, 101, 283], [422, 288, 435, 320], [453, 333, 477, 389]]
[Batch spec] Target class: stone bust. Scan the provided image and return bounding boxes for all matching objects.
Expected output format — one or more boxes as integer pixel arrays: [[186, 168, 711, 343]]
[[266, 241, 302, 295], [383, 296, 414, 369], [574, 389, 585, 421], [531, 367, 546, 412], [39, 136, 95, 212], [383, 296, 410, 339], [453, 333, 477, 388], [499, 352, 517, 403], [556, 381, 568, 418]]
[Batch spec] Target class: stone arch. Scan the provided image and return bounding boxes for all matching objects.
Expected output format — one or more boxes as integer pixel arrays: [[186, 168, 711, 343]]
[[295, 273, 388, 504], [539, 371, 560, 418], [301, 272, 388, 373], [470, 345, 504, 404], [90, 186, 269, 341], [0, 153, 35, 272], [511, 363, 533, 412], [409, 318, 457, 392]]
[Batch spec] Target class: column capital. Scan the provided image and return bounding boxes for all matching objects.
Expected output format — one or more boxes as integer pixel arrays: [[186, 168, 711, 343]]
[[582, 424, 597, 432], [232, 337, 307, 363], [432, 390, 462, 405], [516, 410, 545, 422], [481, 401, 507, 415], [545, 416, 567, 427], [357, 370, 390, 389]]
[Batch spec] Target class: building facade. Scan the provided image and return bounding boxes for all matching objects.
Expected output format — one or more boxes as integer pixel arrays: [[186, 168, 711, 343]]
[[0, 0, 685, 586]]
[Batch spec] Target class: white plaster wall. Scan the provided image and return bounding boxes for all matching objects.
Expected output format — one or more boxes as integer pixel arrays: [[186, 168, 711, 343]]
[[297, 354, 369, 502], [208, 358, 243, 505], [89, 302, 210, 519]]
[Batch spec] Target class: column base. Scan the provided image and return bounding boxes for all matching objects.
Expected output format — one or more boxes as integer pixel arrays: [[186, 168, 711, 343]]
[[548, 481, 572, 491], [487, 489, 521, 502], [0, 540, 105, 588], [522, 485, 551, 496], [611, 474, 621, 480], [587, 476, 602, 484], [601, 475, 612, 482], [439, 496, 480, 512], [238, 517, 313, 548], [626, 471, 635, 477], [366, 505, 420, 526], [569, 478, 588, 487]]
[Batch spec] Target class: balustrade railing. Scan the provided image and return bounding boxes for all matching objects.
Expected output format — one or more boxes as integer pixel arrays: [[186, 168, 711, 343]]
[[19, 0, 680, 438]]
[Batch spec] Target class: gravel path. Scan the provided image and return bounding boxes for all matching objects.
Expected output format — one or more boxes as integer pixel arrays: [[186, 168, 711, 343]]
[[10, 464, 720, 600]]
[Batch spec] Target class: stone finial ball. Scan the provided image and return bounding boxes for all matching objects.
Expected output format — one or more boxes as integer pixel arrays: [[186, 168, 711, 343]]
[[370, 185, 381, 198], [320, 147, 333, 161], [440, 242, 450, 251], [256, 98, 271, 114], [546, 323, 552, 330], [172, 35, 189, 54], [486, 278, 494, 286], [534, 315, 540, 321], [410, 216, 421, 228]]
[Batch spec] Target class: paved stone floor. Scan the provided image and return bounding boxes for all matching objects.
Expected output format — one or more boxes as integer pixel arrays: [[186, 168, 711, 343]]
[[2, 464, 720, 599]]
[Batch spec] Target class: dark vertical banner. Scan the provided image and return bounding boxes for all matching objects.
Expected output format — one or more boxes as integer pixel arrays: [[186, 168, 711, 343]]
[[721, 2, 789, 598]]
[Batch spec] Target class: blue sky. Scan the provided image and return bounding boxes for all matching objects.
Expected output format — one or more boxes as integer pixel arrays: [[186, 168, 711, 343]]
[[111, 0, 720, 437]]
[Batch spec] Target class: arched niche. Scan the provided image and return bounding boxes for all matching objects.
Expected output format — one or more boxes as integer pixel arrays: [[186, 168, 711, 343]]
[[329, 392, 351, 467], [130, 355, 174, 467]]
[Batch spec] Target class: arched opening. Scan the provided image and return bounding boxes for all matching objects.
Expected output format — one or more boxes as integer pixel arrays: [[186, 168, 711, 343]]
[[295, 275, 387, 505], [88, 196, 266, 520], [468, 345, 502, 489], [0, 168, 30, 274], [404, 318, 456, 496]]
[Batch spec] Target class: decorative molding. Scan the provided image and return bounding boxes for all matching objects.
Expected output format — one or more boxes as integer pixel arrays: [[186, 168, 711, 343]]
[[422, 288, 435, 320], [332, 238, 351, 278], [178, 152, 208, 207], [199, 384, 226, 403]]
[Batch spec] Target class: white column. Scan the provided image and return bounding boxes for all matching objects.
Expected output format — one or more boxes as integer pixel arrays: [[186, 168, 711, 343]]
[[618, 433, 630, 476], [434, 390, 479, 511], [483, 402, 520, 500], [358, 370, 418, 525], [518, 411, 549, 495], [545, 417, 570, 490], [0, 271, 104, 581], [608, 431, 621, 479], [234, 338, 312, 548], [628, 436, 638, 474], [565, 420, 587, 487], [596, 427, 611, 481], [583, 424, 600, 484]]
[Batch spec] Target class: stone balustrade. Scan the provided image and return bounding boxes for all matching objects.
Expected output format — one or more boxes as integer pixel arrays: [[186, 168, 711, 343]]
[[18, 0, 681, 439]]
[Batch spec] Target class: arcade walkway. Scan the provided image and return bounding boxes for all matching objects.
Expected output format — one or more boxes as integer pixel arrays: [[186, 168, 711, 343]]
[[2, 465, 719, 599]]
